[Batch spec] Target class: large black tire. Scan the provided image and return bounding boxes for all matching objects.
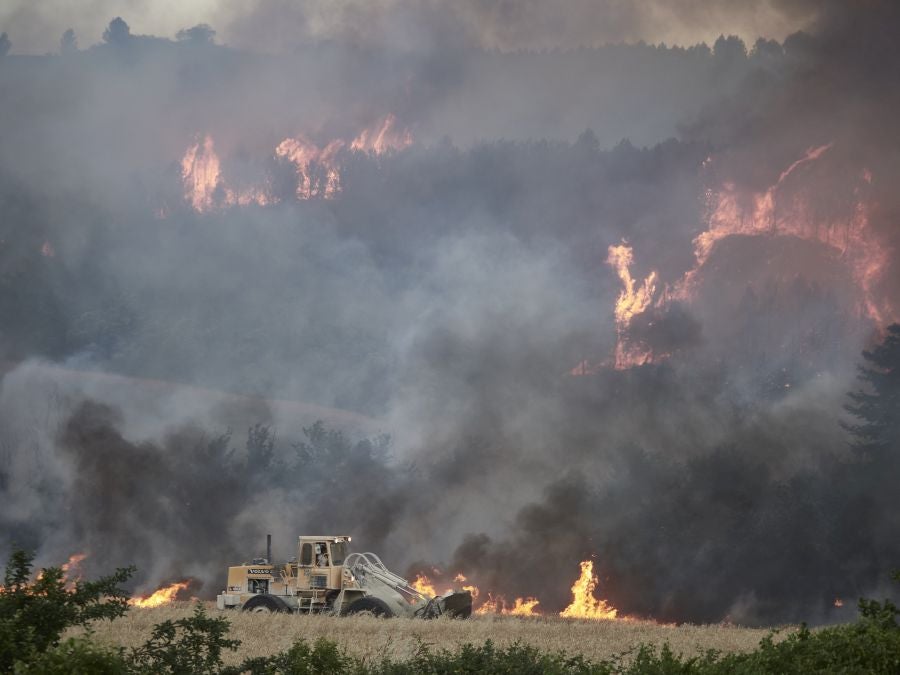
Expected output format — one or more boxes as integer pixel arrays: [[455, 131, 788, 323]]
[[343, 596, 395, 618], [241, 594, 290, 614]]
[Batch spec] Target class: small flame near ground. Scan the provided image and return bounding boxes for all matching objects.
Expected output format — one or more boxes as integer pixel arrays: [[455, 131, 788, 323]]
[[414, 562, 621, 619], [129, 581, 192, 608], [2, 552, 88, 592], [473, 593, 541, 616], [506, 597, 541, 616], [61, 552, 87, 576], [412, 573, 438, 598], [61, 552, 87, 589], [413, 571, 541, 616], [559, 560, 619, 620]]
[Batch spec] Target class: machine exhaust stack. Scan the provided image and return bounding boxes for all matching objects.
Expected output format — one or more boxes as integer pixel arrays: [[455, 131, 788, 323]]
[[266, 534, 272, 564]]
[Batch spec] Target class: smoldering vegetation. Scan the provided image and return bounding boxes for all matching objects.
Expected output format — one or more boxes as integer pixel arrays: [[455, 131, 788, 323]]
[[1, 2, 900, 626]]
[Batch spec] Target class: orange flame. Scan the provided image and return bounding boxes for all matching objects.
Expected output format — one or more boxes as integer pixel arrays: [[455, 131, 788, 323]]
[[350, 114, 413, 154], [181, 135, 221, 212], [411, 573, 438, 598], [559, 560, 620, 620], [474, 593, 498, 614], [445, 572, 539, 616], [61, 553, 87, 585], [608, 243, 657, 325], [181, 135, 270, 212], [276, 115, 410, 200], [180, 115, 411, 212], [275, 136, 344, 199], [607, 243, 658, 369], [61, 552, 87, 574], [472, 591, 540, 616], [834, 598, 844, 608], [129, 581, 190, 608], [1, 552, 89, 593], [506, 597, 540, 615], [692, 144, 834, 274], [682, 144, 890, 325], [574, 143, 893, 376]]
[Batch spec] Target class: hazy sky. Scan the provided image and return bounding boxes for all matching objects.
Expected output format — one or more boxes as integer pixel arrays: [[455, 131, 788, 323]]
[[1, 0, 817, 55]]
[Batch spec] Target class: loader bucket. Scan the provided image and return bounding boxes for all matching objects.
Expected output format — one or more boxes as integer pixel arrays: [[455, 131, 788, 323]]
[[439, 590, 473, 618]]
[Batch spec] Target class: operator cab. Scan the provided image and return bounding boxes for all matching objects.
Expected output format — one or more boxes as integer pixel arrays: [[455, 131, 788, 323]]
[[296, 536, 351, 591], [298, 537, 348, 567]]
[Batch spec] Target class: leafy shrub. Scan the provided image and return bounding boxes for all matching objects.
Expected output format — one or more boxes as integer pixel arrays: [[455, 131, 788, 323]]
[[13, 637, 129, 674], [367, 640, 603, 675], [712, 589, 900, 675], [127, 604, 240, 674], [609, 577, 900, 674], [0, 549, 133, 672], [233, 637, 352, 674]]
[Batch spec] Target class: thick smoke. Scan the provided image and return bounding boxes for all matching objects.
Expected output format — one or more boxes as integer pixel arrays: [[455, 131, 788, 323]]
[[1, 2, 899, 625], [0, 1, 817, 55]]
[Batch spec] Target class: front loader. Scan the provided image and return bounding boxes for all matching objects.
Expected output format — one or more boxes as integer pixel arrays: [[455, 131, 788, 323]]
[[217, 535, 471, 619]]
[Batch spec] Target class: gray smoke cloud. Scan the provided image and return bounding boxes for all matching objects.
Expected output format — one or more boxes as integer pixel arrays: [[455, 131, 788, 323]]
[[0, 1, 898, 625]]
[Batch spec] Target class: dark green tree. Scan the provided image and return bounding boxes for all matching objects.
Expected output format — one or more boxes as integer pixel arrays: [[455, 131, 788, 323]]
[[103, 18, 131, 45], [834, 325, 900, 600], [845, 324, 900, 462], [60, 28, 77, 55], [175, 24, 216, 44], [246, 424, 275, 471]]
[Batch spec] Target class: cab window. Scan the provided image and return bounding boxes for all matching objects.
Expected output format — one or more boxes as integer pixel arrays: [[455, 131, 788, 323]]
[[330, 542, 347, 565], [315, 542, 330, 566], [300, 543, 313, 566], [248, 579, 268, 594]]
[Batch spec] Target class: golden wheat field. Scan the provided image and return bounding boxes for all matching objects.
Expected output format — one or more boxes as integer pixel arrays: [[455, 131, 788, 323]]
[[72, 602, 786, 667]]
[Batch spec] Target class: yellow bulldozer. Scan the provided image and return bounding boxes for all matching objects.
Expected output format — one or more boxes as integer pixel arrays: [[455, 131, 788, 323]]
[[216, 535, 472, 618]]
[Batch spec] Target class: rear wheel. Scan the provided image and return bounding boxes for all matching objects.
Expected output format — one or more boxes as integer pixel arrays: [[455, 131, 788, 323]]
[[241, 595, 289, 614], [344, 596, 395, 618]]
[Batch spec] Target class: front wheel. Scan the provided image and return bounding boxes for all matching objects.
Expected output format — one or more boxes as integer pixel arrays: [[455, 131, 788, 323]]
[[343, 596, 395, 618], [241, 595, 289, 614]]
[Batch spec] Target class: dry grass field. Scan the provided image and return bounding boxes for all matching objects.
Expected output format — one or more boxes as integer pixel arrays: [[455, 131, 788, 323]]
[[73, 602, 786, 668]]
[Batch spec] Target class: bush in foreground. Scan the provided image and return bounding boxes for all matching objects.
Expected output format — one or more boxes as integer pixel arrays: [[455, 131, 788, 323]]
[[0, 549, 132, 672]]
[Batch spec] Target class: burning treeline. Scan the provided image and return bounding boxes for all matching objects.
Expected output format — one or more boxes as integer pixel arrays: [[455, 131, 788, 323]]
[[589, 142, 891, 372], [181, 115, 412, 211], [1, 3, 900, 627]]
